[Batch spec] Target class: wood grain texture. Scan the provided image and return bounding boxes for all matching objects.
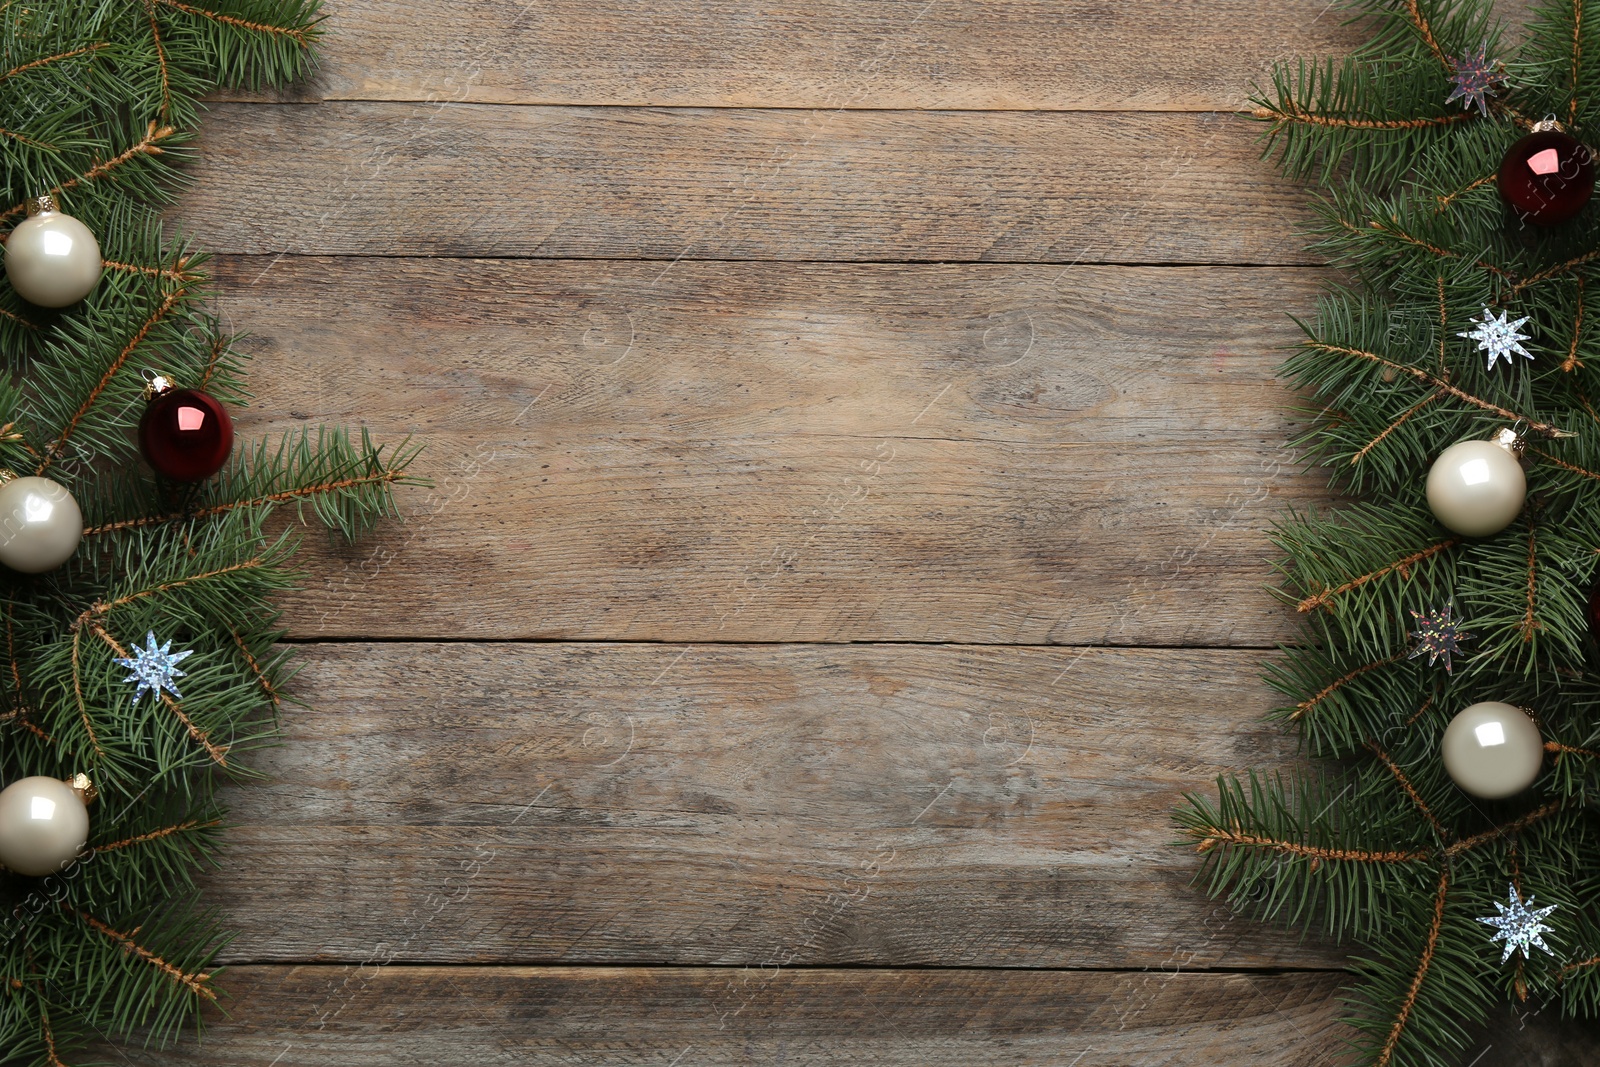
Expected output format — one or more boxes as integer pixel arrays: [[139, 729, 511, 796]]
[[217, 0, 1364, 110], [211, 256, 1328, 644], [109, 965, 1350, 1066], [201, 643, 1337, 969], [178, 106, 1315, 264]]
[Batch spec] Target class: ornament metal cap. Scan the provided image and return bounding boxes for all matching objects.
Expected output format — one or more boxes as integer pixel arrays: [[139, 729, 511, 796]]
[[140, 368, 175, 400], [1492, 426, 1527, 459], [1532, 114, 1567, 133], [0, 469, 16, 486], [25, 195, 57, 217], [66, 773, 96, 805]]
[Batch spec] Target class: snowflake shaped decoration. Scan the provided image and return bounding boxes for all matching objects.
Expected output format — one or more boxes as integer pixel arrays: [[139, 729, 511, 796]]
[[1477, 885, 1558, 964], [1459, 307, 1533, 370], [1445, 43, 1505, 116], [1408, 601, 1473, 674], [113, 631, 194, 705]]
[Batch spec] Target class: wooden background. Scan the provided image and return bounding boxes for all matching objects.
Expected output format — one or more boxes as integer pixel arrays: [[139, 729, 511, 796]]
[[96, 1, 1597, 1063]]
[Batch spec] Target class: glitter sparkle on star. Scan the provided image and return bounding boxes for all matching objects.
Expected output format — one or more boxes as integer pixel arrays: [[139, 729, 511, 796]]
[[114, 631, 194, 705], [1459, 307, 1533, 370], [1477, 884, 1558, 965], [1408, 601, 1472, 674], [1445, 44, 1505, 117]]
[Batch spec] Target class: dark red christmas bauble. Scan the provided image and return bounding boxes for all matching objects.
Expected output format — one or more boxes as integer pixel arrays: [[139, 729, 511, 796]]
[[1498, 129, 1595, 225], [139, 386, 233, 481]]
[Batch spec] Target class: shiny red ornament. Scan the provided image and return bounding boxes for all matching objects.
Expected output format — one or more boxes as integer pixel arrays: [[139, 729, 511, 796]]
[[1498, 128, 1595, 225], [139, 380, 233, 481]]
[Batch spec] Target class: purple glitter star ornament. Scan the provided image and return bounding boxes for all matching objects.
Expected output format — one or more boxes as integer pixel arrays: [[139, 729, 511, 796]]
[[1446, 44, 1505, 116], [1408, 602, 1473, 673]]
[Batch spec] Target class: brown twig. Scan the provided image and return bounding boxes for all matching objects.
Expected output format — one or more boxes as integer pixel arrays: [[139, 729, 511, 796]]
[[1434, 172, 1498, 213], [0, 43, 108, 84], [1404, 0, 1450, 68], [71, 907, 216, 1000], [69, 629, 103, 759], [1573, 0, 1585, 128], [1564, 276, 1586, 372], [142, 1, 173, 120], [1296, 539, 1460, 613], [1444, 799, 1571, 857], [82, 471, 404, 535], [1365, 740, 1448, 838], [1192, 826, 1430, 864], [100, 257, 198, 283], [1252, 103, 1474, 131], [85, 623, 228, 766], [230, 626, 280, 710], [0, 122, 176, 226], [151, 0, 315, 43], [1544, 739, 1600, 763], [1521, 518, 1541, 642], [37, 288, 187, 473], [97, 818, 216, 853], [76, 559, 269, 621], [1376, 866, 1451, 1067], [1513, 247, 1600, 293], [1307, 342, 1568, 436], [1291, 652, 1404, 720], [1356, 217, 1516, 282], [1352, 391, 1442, 464]]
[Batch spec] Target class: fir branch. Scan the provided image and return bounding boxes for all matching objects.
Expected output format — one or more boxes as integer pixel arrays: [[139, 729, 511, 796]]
[[0, 43, 108, 85], [1564, 275, 1586, 371], [96, 819, 217, 853], [150, 0, 317, 45], [1296, 538, 1460, 613], [69, 907, 215, 1001], [36, 285, 187, 473], [1252, 101, 1475, 131], [1304, 341, 1568, 436], [1364, 739, 1449, 839], [0, 122, 178, 226], [1191, 826, 1431, 865], [1351, 390, 1443, 464], [84, 622, 228, 767], [1376, 866, 1452, 1067], [1291, 651, 1406, 719]]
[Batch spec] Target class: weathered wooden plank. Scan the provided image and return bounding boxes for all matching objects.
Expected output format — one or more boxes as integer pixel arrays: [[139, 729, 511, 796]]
[[204, 643, 1336, 969], [110, 965, 1350, 1066], [180, 106, 1315, 264], [217, 0, 1365, 111], [211, 256, 1327, 645]]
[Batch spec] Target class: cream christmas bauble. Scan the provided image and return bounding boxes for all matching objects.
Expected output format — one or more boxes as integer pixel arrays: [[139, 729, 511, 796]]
[[0, 475, 83, 573], [1426, 432, 1526, 537], [4, 196, 102, 308], [0, 776, 90, 877], [1441, 701, 1544, 799]]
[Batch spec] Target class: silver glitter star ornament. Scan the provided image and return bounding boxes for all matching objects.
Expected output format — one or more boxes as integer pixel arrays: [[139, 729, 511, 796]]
[[114, 631, 194, 705], [1459, 307, 1533, 370], [1477, 884, 1557, 964]]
